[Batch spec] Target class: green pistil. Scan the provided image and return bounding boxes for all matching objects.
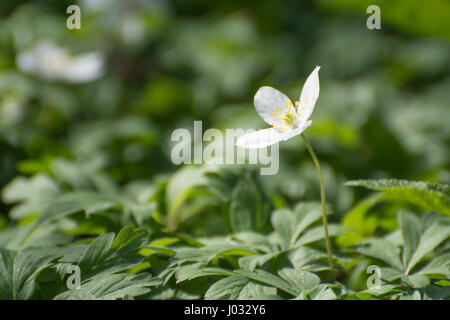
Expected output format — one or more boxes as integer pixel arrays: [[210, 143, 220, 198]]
[[282, 111, 297, 126]]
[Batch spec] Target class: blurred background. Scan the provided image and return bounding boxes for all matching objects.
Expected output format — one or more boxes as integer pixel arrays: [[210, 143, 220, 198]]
[[0, 0, 449, 237]]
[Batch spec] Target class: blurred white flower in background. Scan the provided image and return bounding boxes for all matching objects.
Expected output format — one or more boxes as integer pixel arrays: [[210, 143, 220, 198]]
[[16, 40, 104, 83]]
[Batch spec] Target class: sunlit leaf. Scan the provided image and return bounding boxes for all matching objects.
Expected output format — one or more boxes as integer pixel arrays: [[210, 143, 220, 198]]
[[345, 179, 450, 216]]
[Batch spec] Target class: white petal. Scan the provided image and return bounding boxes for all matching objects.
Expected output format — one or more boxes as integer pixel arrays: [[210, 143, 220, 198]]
[[278, 120, 312, 141], [17, 51, 36, 73], [16, 41, 104, 83], [17, 41, 68, 80], [254, 86, 293, 127], [63, 52, 104, 83], [298, 66, 320, 122], [236, 128, 281, 149]]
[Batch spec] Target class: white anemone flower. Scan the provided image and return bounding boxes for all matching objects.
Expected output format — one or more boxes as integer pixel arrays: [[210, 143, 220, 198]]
[[235, 66, 336, 279], [17, 40, 104, 83], [236, 66, 320, 148]]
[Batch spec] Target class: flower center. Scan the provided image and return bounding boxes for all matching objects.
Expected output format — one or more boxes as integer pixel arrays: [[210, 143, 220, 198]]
[[282, 108, 297, 127], [268, 100, 303, 132]]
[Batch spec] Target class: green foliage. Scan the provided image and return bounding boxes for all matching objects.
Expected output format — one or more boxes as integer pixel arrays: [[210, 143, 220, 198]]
[[54, 274, 162, 300], [319, 0, 450, 39], [0, 170, 448, 300], [353, 212, 450, 299], [346, 179, 450, 216], [0, 248, 57, 299], [0, 0, 449, 301]]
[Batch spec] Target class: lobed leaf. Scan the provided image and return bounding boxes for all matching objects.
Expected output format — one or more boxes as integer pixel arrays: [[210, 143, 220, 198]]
[[345, 179, 450, 216]]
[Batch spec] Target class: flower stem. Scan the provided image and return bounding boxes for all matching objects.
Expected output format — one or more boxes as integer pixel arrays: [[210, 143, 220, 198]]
[[300, 133, 335, 280]]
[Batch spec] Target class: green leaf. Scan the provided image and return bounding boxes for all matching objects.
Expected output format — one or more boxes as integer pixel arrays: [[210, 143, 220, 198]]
[[170, 244, 255, 267], [356, 284, 400, 300], [141, 245, 176, 257], [237, 282, 278, 299], [166, 167, 209, 228], [230, 180, 255, 232], [270, 209, 293, 250], [229, 177, 268, 233], [0, 248, 57, 299], [204, 275, 249, 300], [290, 202, 325, 245], [417, 253, 450, 277], [278, 268, 320, 292], [230, 231, 271, 249], [112, 226, 148, 253], [1, 174, 60, 220], [404, 274, 430, 289], [307, 284, 337, 300], [175, 264, 233, 283], [355, 239, 403, 270], [77, 227, 147, 281], [54, 273, 162, 300], [399, 290, 422, 300], [2, 174, 59, 204], [37, 192, 120, 226], [288, 247, 329, 272], [234, 269, 299, 296], [398, 210, 421, 267], [295, 224, 349, 247], [380, 267, 403, 282], [423, 285, 450, 300], [271, 202, 335, 250], [406, 223, 450, 274], [337, 195, 379, 247], [239, 252, 279, 271], [345, 179, 450, 216], [78, 233, 115, 275]]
